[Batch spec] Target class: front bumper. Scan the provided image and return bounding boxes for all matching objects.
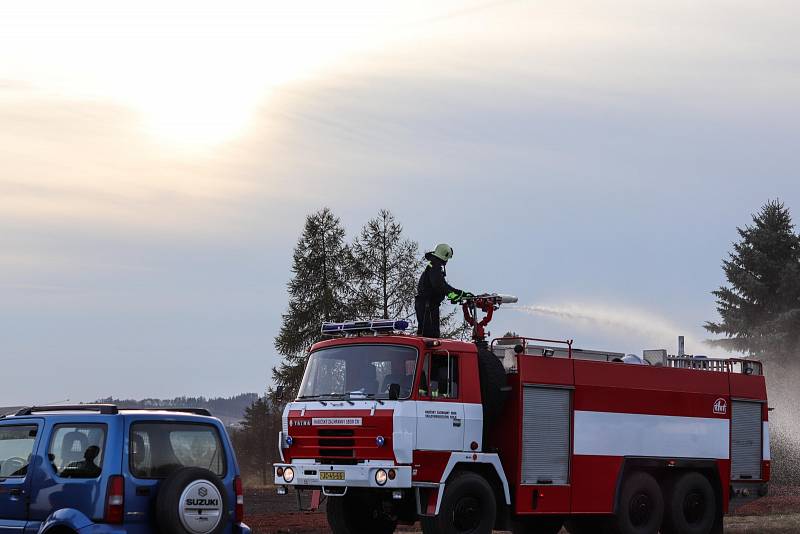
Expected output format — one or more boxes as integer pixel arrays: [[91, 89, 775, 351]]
[[274, 462, 412, 489]]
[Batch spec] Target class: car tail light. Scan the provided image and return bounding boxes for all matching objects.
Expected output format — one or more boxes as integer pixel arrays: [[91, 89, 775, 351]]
[[105, 475, 124, 524], [234, 476, 244, 523]]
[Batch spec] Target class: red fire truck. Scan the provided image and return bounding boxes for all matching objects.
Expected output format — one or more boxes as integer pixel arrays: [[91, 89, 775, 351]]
[[273, 296, 770, 534]]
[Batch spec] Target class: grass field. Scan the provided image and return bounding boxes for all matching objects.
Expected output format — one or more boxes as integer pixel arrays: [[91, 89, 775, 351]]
[[244, 485, 800, 533]]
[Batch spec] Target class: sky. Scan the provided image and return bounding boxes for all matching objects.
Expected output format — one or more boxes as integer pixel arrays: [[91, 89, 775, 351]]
[[2, 0, 799, 405]]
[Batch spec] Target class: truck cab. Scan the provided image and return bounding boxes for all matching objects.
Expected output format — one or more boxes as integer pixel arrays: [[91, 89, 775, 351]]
[[274, 318, 511, 534], [276, 333, 486, 478]]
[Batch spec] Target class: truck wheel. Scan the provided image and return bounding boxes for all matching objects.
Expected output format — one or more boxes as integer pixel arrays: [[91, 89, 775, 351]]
[[662, 472, 716, 534], [326, 490, 396, 534], [155, 467, 228, 534], [611, 471, 663, 534], [511, 515, 563, 534], [421, 472, 496, 534], [477, 347, 508, 437]]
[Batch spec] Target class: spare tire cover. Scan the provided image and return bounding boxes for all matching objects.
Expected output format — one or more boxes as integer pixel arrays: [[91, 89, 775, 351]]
[[156, 467, 228, 534]]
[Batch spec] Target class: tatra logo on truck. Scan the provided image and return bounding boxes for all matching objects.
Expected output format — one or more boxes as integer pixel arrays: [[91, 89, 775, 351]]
[[312, 417, 363, 426], [713, 398, 728, 415], [290, 419, 312, 427]]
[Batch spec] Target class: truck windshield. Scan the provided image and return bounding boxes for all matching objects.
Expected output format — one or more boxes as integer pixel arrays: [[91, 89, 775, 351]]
[[298, 344, 418, 400]]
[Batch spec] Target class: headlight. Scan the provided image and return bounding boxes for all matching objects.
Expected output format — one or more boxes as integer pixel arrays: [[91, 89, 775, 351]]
[[375, 469, 388, 486], [285, 435, 294, 447], [375, 436, 385, 447], [283, 467, 295, 483]]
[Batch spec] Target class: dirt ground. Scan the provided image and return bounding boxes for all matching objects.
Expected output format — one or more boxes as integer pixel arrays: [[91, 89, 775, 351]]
[[244, 485, 800, 533]]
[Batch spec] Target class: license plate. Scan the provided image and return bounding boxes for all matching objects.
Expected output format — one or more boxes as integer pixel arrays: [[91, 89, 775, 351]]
[[320, 471, 345, 481]]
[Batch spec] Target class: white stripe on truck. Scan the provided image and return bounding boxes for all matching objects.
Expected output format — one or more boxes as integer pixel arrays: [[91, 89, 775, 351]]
[[574, 410, 730, 459]]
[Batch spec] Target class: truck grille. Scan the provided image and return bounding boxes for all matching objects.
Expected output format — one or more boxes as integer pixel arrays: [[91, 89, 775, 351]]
[[318, 429, 356, 463], [285, 410, 395, 465]]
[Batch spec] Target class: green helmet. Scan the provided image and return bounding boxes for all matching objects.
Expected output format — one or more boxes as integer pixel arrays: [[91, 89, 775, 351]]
[[431, 243, 454, 262]]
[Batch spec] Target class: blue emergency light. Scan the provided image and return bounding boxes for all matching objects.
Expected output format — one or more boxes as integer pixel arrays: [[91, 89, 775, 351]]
[[321, 319, 409, 336]]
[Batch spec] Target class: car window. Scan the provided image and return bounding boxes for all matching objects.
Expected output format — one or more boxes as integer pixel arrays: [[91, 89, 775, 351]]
[[427, 354, 459, 399], [130, 422, 225, 479], [0, 425, 37, 478], [49, 424, 106, 478]]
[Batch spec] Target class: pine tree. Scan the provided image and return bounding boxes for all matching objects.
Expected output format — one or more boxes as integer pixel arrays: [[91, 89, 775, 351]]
[[441, 308, 469, 340], [234, 396, 280, 485], [705, 200, 800, 358], [351, 210, 420, 320], [273, 208, 353, 395]]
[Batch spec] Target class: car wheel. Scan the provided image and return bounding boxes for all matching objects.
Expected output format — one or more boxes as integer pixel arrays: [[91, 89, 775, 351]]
[[662, 472, 716, 534], [155, 467, 228, 534]]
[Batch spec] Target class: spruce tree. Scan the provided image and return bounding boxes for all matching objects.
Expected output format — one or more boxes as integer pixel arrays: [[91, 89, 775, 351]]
[[236, 396, 279, 485], [705, 200, 800, 358], [351, 210, 420, 320], [273, 208, 353, 395]]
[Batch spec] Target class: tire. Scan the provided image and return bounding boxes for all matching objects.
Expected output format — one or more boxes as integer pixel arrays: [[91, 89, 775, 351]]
[[421, 472, 496, 534], [610, 471, 664, 534], [511, 515, 564, 534], [662, 472, 716, 534], [155, 467, 228, 534], [477, 347, 508, 441], [326, 490, 396, 534]]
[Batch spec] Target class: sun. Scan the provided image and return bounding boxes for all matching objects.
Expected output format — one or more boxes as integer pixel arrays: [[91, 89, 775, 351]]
[[1, 0, 434, 148]]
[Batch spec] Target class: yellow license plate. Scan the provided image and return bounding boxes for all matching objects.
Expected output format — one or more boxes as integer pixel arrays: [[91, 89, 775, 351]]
[[320, 471, 345, 481]]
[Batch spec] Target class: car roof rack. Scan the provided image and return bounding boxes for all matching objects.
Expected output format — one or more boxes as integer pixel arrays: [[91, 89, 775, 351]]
[[15, 404, 119, 416], [121, 407, 212, 416]]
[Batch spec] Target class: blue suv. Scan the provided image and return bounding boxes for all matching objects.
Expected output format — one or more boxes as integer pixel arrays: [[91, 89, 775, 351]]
[[0, 404, 250, 534]]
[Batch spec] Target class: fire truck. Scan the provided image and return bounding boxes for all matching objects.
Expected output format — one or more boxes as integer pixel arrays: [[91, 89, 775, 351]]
[[273, 295, 770, 534]]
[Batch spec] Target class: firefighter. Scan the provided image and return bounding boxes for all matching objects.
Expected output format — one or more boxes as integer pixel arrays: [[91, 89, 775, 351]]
[[415, 243, 472, 338]]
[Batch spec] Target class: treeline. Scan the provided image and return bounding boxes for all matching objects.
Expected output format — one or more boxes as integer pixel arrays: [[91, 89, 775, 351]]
[[96, 393, 259, 426]]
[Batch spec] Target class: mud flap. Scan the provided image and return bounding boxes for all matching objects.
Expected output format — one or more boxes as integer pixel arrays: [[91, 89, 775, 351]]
[[415, 487, 440, 517], [310, 490, 321, 511]]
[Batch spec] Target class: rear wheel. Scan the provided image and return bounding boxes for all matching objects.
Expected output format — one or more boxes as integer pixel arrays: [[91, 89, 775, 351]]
[[511, 515, 564, 534], [326, 490, 397, 534], [662, 472, 716, 534], [421, 472, 496, 534], [610, 471, 663, 534]]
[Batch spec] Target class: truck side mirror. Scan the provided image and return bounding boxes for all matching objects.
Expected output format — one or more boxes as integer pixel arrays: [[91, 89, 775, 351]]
[[275, 385, 285, 401], [388, 383, 400, 401]]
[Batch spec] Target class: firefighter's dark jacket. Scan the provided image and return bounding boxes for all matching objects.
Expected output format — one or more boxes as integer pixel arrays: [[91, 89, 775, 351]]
[[416, 252, 462, 304]]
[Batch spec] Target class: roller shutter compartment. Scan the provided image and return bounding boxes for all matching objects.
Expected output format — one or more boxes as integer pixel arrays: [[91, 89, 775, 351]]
[[731, 400, 762, 480], [521, 386, 571, 485]]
